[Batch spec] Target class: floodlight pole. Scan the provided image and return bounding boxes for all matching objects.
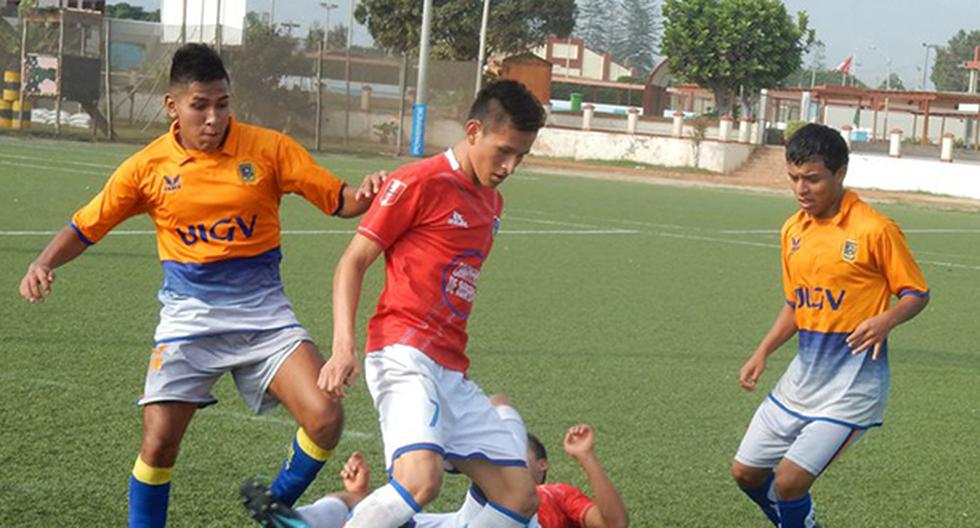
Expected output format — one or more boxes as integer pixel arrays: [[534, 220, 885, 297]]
[[180, 0, 187, 43], [410, 0, 433, 157], [215, 0, 223, 53], [475, 0, 491, 95], [344, 0, 355, 146], [105, 17, 114, 140]]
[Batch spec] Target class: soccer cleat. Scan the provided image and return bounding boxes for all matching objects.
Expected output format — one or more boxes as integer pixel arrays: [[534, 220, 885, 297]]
[[240, 478, 310, 528]]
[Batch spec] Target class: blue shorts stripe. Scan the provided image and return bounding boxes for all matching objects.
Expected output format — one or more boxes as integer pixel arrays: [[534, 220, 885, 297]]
[[488, 501, 531, 525], [767, 393, 882, 430]]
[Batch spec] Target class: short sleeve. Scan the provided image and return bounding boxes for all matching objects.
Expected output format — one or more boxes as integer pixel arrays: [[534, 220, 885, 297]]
[[780, 223, 796, 308], [356, 175, 423, 249], [553, 483, 596, 527], [875, 220, 929, 298], [276, 134, 347, 215], [70, 157, 146, 245]]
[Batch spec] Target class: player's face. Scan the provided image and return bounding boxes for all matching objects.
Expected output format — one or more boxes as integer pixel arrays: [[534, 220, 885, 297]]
[[465, 119, 538, 188], [526, 446, 548, 485], [165, 79, 231, 152], [787, 159, 846, 219]]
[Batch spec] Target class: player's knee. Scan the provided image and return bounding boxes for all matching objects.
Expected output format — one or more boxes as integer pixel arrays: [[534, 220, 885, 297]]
[[773, 469, 811, 500], [730, 461, 768, 490], [399, 467, 443, 506], [139, 435, 181, 467], [301, 398, 344, 449]]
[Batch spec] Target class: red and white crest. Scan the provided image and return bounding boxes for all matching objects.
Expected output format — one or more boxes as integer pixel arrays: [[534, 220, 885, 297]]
[[380, 179, 407, 207]]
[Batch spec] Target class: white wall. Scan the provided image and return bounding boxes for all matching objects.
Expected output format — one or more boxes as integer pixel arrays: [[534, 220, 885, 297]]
[[531, 127, 755, 173], [846, 154, 980, 200]]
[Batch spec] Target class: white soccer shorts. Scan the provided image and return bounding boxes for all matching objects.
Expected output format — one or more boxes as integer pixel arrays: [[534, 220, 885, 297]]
[[735, 395, 868, 476], [139, 326, 312, 414], [364, 344, 527, 472]]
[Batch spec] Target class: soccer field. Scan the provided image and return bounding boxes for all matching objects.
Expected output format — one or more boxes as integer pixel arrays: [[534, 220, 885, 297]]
[[1, 135, 978, 527]]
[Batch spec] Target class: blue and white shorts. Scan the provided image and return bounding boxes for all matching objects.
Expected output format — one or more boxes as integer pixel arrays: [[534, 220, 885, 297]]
[[734, 395, 868, 477], [139, 326, 312, 414], [364, 344, 527, 472]]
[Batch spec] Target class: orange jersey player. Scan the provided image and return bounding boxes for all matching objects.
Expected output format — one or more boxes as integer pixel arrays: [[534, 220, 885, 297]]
[[731, 124, 929, 528], [18, 44, 386, 527]]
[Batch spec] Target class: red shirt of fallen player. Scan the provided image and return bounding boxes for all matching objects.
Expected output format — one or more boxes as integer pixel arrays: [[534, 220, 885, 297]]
[[357, 149, 502, 373]]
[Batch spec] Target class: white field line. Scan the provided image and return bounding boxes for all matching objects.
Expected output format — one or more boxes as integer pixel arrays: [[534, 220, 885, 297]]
[[722, 228, 980, 235], [650, 231, 780, 249], [506, 215, 601, 229], [0, 159, 106, 176], [0, 152, 117, 170], [0, 228, 639, 237]]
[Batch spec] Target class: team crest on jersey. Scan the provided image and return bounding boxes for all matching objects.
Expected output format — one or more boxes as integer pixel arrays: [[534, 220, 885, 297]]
[[381, 179, 407, 207], [790, 236, 801, 254], [238, 162, 257, 184], [162, 175, 181, 192], [842, 239, 859, 263], [492, 216, 501, 237]]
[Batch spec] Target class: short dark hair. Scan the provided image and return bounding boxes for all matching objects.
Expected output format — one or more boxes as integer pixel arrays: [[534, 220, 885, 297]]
[[468, 80, 545, 132], [170, 43, 229, 87], [527, 433, 548, 461], [785, 123, 849, 173]]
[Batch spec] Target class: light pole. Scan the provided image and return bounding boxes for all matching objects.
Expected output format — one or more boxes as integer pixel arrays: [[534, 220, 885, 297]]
[[921, 43, 940, 91], [410, 0, 433, 157], [475, 0, 491, 95], [316, 2, 338, 151]]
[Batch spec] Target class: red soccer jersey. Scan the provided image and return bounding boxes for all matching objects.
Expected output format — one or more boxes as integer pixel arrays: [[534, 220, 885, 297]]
[[358, 150, 503, 373], [537, 483, 596, 528]]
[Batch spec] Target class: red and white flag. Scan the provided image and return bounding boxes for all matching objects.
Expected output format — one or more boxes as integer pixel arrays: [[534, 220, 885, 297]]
[[833, 55, 853, 73]]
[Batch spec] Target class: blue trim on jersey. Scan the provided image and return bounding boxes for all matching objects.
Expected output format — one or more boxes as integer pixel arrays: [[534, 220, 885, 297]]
[[488, 501, 532, 525], [69, 221, 95, 246], [898, 288, 930, 299], [785, 298, 796, 308], [388, 478, 422, 513], [444, 451, 527, 468], [160, 247, 284, 302], [153, 323, 302, 345], [332, 183, 346, 216], [797, 329, 888, 359], [768, 393, 882, 430]]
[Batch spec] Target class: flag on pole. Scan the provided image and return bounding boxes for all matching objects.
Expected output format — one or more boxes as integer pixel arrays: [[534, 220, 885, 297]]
[[833, 55, 853, 73]]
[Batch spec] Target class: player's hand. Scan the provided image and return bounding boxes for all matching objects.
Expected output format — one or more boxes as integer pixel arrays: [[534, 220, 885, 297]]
[[739, 353, 767, 391], [19, 262, 56, 303], [563, 424, 596, 459], [355, 171, 388, 201], [847, 312, 895, 360], [318, 350, 360, 398], [340, 451, 371, 497]]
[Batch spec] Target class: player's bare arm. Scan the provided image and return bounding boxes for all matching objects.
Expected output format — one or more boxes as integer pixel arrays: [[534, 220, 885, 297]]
[[19, 226, 90, 303], [565, 425, 629, 528], [740, 303, 798, 391], [847, 294, 929, 360], [334, 171, 388, 218], [318, 233, 384, 397]]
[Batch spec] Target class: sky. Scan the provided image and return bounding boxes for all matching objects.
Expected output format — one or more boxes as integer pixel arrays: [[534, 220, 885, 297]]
[[116, 0, 980, 90]]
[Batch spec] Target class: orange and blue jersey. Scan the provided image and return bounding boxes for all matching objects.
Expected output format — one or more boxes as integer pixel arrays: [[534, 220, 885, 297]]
[[70, 118, 347, 343], [772, 190, 929, 428]]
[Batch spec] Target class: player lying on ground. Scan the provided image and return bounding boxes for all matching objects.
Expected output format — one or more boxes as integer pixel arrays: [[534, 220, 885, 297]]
[[318, 80, 548, 528], [730, 123, 930, 528], [18, 43, 385, 528], [242, 395, 628, 528]]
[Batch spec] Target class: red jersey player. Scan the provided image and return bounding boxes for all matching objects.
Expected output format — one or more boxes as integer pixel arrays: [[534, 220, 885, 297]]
[[319, 80, 547, 528]]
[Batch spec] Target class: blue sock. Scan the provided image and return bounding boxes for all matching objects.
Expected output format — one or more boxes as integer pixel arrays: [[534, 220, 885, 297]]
[[129, 457, 172, 528], [270, 428, 332, 506], [739, 473, 779, 526], [778, 494, 816, 528]]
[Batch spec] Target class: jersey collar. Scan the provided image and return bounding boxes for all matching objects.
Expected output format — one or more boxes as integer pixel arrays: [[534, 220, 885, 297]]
[[803, 189, 858, 227], [168, 117, 240, 165]]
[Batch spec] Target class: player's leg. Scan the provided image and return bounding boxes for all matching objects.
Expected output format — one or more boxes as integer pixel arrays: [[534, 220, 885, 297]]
[[293, 451, 373, 528], [344, 346, 448, 527], [265, 341, 343, 505], [774, 420, 865, 528], [130, 402, 197, 528], [453, 460, 539, 528], [732, 398, 806, 526]]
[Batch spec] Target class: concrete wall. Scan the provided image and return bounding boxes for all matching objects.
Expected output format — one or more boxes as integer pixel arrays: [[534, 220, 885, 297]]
[[549, 111, 730, 138], [531, 126, 755, 173], [846, 154, 980, 200]]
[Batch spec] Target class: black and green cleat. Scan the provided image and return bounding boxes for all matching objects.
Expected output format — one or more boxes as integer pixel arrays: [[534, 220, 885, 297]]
[[239, 478, 310, 528]]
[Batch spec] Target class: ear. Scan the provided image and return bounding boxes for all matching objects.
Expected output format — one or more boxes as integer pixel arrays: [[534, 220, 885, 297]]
[[464, 119, 483, 146], [834, 164, 847, 184], [539, 459, 549, 473], [163, 92, 178, 120]]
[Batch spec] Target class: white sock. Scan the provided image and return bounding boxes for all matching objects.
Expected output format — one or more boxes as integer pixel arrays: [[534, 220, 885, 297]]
[[454, 485, 487, 524], [295, 496, 349, 528], [344, 481, 420, 528], [467, 502, 532, 528]]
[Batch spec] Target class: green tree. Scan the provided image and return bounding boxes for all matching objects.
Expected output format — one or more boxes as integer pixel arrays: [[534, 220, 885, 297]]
[[305, 23, 348, 52], [354, 0, 576, 58], [575, 0, 615, 53], [0, 16, 16, 72], [878, 72, 905, 91], [661, 0, 813, 116], [610, 0, 659, 75], [931, 29, 980, 92], [105, 2, 160, 21]]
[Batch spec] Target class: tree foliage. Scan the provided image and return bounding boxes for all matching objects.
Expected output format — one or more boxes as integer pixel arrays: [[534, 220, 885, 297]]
[[661, 0, 813, 115], [354, 0, 576, 59], [574, 0, 614, 53], [0, 16, 16, 71], [610, 0, 659, 75], [305, 24, 349, 53], [877, 72, 905, 91], [931, 29, 980, 92], [105, 2, 160, 21]]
